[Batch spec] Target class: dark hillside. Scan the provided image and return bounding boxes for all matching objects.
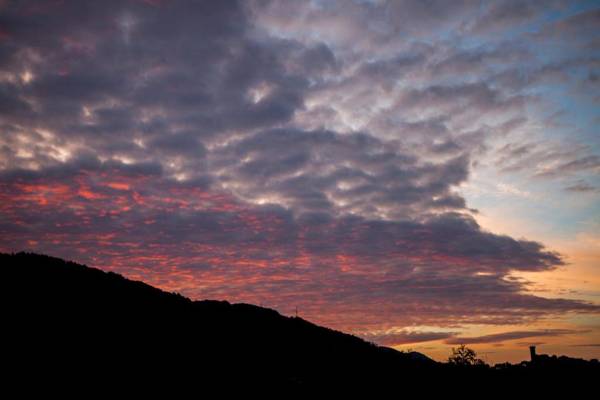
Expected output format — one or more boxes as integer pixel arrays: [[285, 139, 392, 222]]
[[1, 252, 434, 390], [2, 252, 597, 393]]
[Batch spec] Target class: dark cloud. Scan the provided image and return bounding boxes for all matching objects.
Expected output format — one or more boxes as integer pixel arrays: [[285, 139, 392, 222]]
[[516, 341, 546, 346], [534, 8, 600, 47], [430, 43, 531, 77], [363, 331, 456, 346], [535, 155, 600, 178], [209, 128, 471, 218], [0, 0, 315, 167], [495, 141, 600, 184], [468, 0, 546, 34], [445, 329, 585, 345], [564, 181, 598, 193], [396, 83, 527, 116]]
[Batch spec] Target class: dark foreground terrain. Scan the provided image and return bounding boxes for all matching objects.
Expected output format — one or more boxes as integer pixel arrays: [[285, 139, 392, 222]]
[[2, 252, 598, 393]]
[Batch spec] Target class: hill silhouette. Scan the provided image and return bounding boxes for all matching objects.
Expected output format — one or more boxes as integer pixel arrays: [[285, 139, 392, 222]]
[[3, 252, 436, 390], [2, 252, 598, 393]]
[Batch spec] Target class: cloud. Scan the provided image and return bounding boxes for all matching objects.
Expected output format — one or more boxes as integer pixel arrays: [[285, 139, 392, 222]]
[[445, 329, 585, 345], [516, 341, 546, 347], [468, 0, 546, 34], [535, 155, 600, 179], [250, 0, 480, 53], [2, 159, 597, 334], [0, 0, 313, 173], [209, 128, 471, 219], [564, 180, 598, 193], [534, 8, 600, 47], [363, 331, 456, 346], [0, 0, 598, 343], [495, 141, 600, 184]]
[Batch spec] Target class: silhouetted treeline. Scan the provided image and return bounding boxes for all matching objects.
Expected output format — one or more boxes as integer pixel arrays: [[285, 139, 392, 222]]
[[2, 252, 598, 394]]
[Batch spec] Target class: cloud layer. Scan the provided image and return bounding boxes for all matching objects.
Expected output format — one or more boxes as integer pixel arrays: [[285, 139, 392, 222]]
[[1, 0, 598, 342]]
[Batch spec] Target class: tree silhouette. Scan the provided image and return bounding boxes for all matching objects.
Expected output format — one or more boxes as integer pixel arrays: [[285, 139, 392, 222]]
[[448, 344, 485, 366]]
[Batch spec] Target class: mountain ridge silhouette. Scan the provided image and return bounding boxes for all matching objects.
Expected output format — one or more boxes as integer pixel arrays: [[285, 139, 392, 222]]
[[2, 252, 436, 390]]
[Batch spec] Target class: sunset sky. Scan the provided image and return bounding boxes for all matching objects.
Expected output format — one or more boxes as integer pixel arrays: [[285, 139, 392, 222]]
[[1, 0, 599, 363]]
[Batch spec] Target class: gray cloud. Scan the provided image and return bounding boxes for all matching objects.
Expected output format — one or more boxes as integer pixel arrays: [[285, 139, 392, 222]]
[[362, 331, 456, 346], [468, 0, 549, 34], [564, 180, 598, 193], [533, 8, 600, 47], [445, 329, 585, 345], [0, 0, 316, 173], [209, 128, 471, 218], [495, 141, 600, 185]]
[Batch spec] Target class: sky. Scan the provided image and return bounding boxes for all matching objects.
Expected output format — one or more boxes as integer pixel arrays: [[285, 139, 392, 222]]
[[0, 0, 599, 363]]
